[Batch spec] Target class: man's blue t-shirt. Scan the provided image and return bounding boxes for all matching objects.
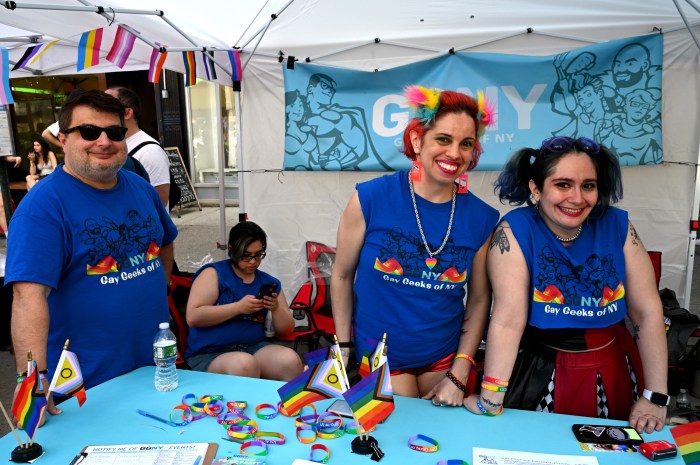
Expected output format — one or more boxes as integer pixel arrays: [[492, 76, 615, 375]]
[[6, 165, 178, 389]]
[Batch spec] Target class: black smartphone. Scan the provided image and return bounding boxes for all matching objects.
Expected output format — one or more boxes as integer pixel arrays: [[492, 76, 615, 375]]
[[572, 424, 643, 445], [326, 399, 354, 418], [256, 283, 278, 299]]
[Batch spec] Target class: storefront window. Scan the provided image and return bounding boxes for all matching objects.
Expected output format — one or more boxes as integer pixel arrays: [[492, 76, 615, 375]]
[[189, 80, 237, 187]]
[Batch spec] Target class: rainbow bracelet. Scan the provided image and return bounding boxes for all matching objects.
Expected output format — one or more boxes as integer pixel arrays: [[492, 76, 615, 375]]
[[310, 444, 331, 463], [454, 353, 476, 369], [168, 405, 192, 426], [475, 398, 504, 417], [296, 424, 317, 444], [255, 403, 279, 420], [240, 440, 268, 457], [408, 434, 439, 452], [480, 382, 508, 393], [255, 431, 286, 445], [482, 375, 509, 387], [437, 461, 469, 465], [228, 401, 248, 413]]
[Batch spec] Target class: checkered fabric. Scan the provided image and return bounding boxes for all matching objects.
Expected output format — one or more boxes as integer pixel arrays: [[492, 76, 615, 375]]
[[536, 368, 555, 413], [626, 353, 639, 402], [596, 370, 609, 418]]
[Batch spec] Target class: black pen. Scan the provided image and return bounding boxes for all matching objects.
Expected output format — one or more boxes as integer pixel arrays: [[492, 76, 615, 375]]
[[136, 409, 178, 427], [69, 452, 88, 465]]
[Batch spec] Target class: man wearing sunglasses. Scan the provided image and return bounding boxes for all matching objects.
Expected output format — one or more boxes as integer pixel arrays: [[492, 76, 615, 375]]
[[6, 90, 178, 420]]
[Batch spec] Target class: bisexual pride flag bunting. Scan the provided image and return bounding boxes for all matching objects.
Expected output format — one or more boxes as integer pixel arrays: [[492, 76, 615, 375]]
[[48, 349, 86, 406], [228, 49, 241, 81], [106, 26, 137, 68], [77, 28, 103, 71]]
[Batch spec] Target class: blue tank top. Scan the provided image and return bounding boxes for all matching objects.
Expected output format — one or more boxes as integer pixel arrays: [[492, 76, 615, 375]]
[[353, 172, 499, 369], [504, 206, 629, 329], [185, 259, 281, 357]]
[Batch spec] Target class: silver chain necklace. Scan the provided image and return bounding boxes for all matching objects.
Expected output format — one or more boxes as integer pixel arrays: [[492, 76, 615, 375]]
[[554, 224, 583, 243], [409, 176, 456, 266]]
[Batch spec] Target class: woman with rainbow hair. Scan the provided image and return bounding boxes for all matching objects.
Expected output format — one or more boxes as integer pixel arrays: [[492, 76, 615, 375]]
[[332, 86, 498, 407]]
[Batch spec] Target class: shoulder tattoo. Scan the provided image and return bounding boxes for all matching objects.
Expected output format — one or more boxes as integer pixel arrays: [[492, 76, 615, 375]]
[[629, 223, 640, 246], [490, 226, 511, 254]]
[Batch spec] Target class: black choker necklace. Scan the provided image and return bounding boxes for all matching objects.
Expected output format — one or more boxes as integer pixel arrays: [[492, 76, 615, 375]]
[[554, 225, 582, 243]]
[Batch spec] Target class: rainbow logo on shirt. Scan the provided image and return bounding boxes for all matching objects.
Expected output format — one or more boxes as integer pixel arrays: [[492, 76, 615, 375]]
[[86, 256, 119, 275], [437, 267, 467, 283], [146, 242, 161, 261], [374, 257, 404, 275], [533, 284, 565, 304], [601, 282, 625, 306]]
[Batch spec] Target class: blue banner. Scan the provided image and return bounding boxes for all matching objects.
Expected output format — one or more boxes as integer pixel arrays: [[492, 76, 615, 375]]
[[282, 34, 662, 171]]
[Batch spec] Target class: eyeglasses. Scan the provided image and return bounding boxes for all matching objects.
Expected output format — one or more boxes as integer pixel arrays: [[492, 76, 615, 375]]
[[539, 136, 600, 157], [629, 101, 651, 110], [240, 251, 267, 262], [63, 125, 128, 142]]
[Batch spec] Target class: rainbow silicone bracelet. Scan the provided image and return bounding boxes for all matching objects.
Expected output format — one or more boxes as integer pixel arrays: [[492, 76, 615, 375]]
[[436, 461, 469, 465], [454, 353, 476, 369], [482, 376, 509, 387], [296, 414, 319, 427], [296, 424, 317, 444], [168, 405, 192, 426], [475, 398, 504, 417], [255, 431, 286, 445], [408, 434, 439, 452], [310, 444, 331, 463], [255, 403, 279, 420], [182, 393, 196, 406], [240, 440, 268, 457], [480, 382, 507, 393], [228, 401, 248, 413], [316, 412, 343, 431], [218, 412, 250, 425], [204, 399, 225, 416]]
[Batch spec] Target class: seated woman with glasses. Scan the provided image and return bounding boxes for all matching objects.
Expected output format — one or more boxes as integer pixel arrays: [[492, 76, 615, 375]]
[[465, 137, 668, 434], [184, 221, 303, 381]]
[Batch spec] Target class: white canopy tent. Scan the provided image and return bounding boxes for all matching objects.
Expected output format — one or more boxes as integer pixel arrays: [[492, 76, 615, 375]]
[[2, 0, 700, 308]]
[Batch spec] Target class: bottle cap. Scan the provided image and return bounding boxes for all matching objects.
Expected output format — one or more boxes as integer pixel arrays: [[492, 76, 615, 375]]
[[159, 322, 170, 329]]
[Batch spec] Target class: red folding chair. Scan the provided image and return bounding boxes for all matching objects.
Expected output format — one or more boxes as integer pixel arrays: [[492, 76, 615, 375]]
[[168, 273, 193, 369]]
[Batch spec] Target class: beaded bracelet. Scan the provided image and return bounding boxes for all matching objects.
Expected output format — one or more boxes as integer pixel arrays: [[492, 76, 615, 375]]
[[453, 353, 476, 369], [445, 371, 469, 393], [475, 398, 504, 417], [480, 382, 508, 393], [482, 375, 509, 387]]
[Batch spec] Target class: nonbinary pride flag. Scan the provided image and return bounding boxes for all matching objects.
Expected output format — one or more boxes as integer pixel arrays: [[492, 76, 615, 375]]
[[148, 46, 168, 83], [0, 48, 13, 105], [342, 362, 394, 432], [671, 421, 700, 464], [12, 40, 58, 71], [11, 360, 47, 440], [48, 349, 86, 406], [77, 28, 103, 71], [106, 26, 137, 68], [182, 51, 196, 86]]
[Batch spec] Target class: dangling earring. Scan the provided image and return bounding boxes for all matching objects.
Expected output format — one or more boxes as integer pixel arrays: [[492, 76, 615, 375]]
[[457, 173, 468, 194], [530, 194, 539, 210], [410, 159, 423, 181]]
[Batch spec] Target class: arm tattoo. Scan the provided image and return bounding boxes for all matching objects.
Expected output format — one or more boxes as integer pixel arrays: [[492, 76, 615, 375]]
[[633, 324, 641, 342], [629, 223, 640, 246], [481, 397, 503, 408], [490, 226, 511, 254]]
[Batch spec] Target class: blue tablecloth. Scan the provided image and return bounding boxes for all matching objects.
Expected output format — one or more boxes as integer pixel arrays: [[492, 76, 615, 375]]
[[0, 367, 684, 464]]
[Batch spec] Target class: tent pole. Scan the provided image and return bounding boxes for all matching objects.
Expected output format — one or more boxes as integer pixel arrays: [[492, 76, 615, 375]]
[[684, 142, 700, 310], [216, 85, 228, 257], [239, 0, 297, 51], [234, 86, 245, 224]]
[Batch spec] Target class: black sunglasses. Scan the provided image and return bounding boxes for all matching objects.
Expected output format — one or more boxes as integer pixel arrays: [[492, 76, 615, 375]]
[[540, 136, 600, 157], [63, 125, 128, 142]]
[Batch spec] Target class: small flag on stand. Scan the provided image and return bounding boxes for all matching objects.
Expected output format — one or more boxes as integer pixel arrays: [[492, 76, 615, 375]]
[[77, 28, 103, 71], [48, 343, 86, 407], [671, 421, 700, 464], [228, 49, 242, 81], [106, 26, 137, 68], [342, 362, 394, 433], [359, 334, 387, 378], [11, 40, 58, 71], [277, 358, 346, 415], [0, 48, 14, 105], [11, 360, 47, 441], [148, 45, 168, 84], [182, 51, 196, 86], [202, 51, 217, 80]]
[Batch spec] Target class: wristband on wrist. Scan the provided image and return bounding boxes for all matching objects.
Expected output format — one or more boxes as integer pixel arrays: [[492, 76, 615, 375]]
[[475, 398, 503, 416], [338, 341, 354, 348], [480, 382, 507, 393], [453, 353, 476, 369], [445, 370, 469, 393], [482, 375, 509, 387]]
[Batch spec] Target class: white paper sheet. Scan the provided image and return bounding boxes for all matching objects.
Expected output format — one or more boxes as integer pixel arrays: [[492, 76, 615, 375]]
[[76, 443, 210, 465], [472, 447, 599, 465]]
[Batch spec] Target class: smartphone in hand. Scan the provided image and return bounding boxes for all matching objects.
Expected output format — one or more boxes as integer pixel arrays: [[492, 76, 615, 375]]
[[256, 283, 279, 300], [572, 424, 643, 445]]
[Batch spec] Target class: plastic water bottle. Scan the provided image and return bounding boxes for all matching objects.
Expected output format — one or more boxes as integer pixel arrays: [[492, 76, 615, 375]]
[[676, 388, 691, 409], [153, 322, 178, 391], [264, 312, 275, 338]]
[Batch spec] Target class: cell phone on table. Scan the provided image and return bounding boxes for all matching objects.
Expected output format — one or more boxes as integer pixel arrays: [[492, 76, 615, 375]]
[[256, 283, 279, 299], [572, 424, 643, 445], [326, 399, 354, 419]]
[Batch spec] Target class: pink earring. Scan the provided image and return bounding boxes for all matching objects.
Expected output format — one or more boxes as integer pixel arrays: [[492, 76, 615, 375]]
[[409, 160, 423, 181], [457, 174, 469, 194]]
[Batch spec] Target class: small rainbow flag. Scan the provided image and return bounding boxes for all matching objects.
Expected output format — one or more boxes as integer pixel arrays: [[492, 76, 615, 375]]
[[146, 242, 161, 261], [0, 48, 13, 105], [343, 362, 394, 432], [228, 49, 242, 81], [359, 336, 386, 378], [182, 51, 196, 87], [86, 256, 119, 275], [77, 28, 103, 72], [48, 349, 86, 406], [12, 40, 58, 71], [106, 26, 136, 69], [11, 361, 47, 440], [277, 359, 343, 415], [148, 45, 168, 83], [671, 421, 700, 464]]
